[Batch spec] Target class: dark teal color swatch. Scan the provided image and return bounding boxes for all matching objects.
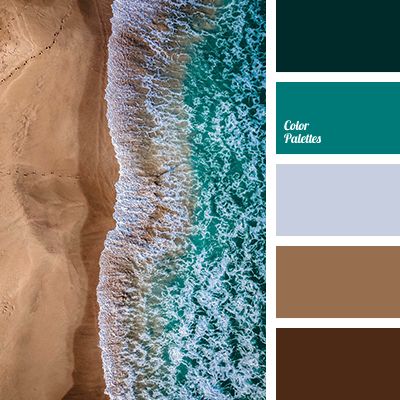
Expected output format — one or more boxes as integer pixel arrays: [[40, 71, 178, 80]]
[[277, 0, 400, 71]]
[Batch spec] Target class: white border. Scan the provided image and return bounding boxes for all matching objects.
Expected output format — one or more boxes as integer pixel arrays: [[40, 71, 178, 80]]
[[266, 0, 400, 399], [265, 0, 276, 397]]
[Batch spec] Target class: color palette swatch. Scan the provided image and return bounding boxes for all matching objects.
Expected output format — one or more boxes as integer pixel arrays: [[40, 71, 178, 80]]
[[277, 329, 400, 400], [277, 83, 400, 154], [277, 0, 400, 71], [277, 247, 400, 317], [277, 164, 400, 236], [275, 3, 400, 396], [275, 85, 400, 394]]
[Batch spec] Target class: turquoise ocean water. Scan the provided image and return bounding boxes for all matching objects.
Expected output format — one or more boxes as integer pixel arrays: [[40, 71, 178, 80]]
[[98, 1, 265, 398], [144, 1, 265, 397]]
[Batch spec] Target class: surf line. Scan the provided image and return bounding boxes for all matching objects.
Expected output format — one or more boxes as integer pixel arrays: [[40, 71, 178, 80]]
[[96, 1, 216, 397]]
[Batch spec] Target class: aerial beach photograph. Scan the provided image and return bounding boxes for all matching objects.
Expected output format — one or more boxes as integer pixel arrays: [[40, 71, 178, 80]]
[[0, 0, 265, 399]]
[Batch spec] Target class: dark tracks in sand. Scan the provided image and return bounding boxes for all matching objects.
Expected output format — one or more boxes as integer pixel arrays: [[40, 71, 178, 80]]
[[0, 168, 80, 180], [0, 2, 73, 85]]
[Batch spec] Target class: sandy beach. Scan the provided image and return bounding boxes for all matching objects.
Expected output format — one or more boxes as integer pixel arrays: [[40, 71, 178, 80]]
[[0, 1, 117, 399]]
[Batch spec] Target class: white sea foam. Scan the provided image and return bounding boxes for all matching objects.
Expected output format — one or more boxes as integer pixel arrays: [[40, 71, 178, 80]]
[[97, 0, 214, 398], [98, 0, 265, 398]]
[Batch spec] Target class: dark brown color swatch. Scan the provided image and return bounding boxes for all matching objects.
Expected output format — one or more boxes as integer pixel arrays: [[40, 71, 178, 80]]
[[277, 328, 400, 400], [277, 246, 400, 317]]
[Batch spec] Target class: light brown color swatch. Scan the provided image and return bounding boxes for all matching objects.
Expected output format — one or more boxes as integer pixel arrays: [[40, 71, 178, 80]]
[[277, 246, 400, 317]]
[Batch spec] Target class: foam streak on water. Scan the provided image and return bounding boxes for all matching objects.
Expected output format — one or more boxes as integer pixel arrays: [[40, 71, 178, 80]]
[[98, 0, 265, 399]]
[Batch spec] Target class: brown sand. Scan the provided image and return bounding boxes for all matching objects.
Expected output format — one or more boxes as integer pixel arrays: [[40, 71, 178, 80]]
[[0, 1, 117, 399]]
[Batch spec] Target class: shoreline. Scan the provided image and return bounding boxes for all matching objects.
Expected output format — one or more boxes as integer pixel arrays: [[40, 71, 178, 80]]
[[98, 1, 198, 397], [64, 0, 118, 399], [97, 1, 218, 397]]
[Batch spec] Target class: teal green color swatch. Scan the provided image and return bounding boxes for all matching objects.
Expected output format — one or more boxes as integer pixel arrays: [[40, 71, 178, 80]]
[[277, 83, 400, 154]]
